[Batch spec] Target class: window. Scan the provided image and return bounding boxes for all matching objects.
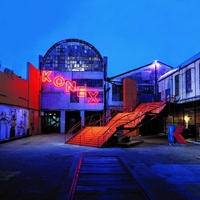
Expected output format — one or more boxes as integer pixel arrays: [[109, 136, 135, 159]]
[[165, 88, 170, 98], [41, 41, 104, 72], [98, 92, 104, 103], [87, 79, 103, 87], [186, 69, 192, 93], [199, 63, 200, 90], [112, 84, 123, 101], [73, 79, 103, 88], [85, 91, 104, 103], [138, 85, 154, 94], [70, 92, 79, 103], [175, 75, 179, 96]]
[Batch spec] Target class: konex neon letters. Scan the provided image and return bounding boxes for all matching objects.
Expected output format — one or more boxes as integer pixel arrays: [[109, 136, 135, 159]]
[[42, 71, 52, 82], [53, 75, 65, 87], [42, 71, 99, 103], [88, 92, 99, 103], [77, 86, 87, 98]]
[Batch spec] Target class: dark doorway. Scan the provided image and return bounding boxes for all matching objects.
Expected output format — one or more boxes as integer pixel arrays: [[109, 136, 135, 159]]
[[139, 115, 164, 136], [65, 111, 81, 132], [41, 111, 60, 133], [85, 111, 103, 126]]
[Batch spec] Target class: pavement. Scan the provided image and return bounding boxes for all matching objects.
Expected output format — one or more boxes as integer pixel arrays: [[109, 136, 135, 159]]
[[0, 133, 200, 200]]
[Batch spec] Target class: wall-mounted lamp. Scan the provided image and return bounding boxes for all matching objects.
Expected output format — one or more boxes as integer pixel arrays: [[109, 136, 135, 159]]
[[184, 115, 190, 129]]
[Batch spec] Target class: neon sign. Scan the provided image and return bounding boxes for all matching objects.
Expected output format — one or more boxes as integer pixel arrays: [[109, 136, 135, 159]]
[[88, 92, 99, 103], [42, 71, 99, 103]]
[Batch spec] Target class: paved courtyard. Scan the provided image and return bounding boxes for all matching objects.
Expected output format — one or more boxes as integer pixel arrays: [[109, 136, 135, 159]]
[[0, 133, 200, 200]]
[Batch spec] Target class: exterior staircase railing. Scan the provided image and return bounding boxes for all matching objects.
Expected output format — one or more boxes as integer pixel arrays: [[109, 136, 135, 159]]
[[65, 101, 137, 143], [67, 114, 101, 135], [98, 102, 166, 147], [122, 102, 166, 128], [65, 102, 166, 146]]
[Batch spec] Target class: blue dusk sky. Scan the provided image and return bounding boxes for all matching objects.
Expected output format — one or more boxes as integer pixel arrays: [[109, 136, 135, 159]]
[[1, 0, 200, 79]]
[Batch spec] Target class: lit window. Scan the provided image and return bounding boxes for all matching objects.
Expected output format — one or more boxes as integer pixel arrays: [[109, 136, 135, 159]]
[[41, 40, 104, 72]]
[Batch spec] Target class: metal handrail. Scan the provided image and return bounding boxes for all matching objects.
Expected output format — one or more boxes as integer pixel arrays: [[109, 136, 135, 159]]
[[98, 102, 166, 146], [67, 156, 83, 200], [78, 109, 120, 145], [98, 110, 140, 146], [67, 114, 101, 135], [65, 101, 137, 144], [65, 114, 101, 143]]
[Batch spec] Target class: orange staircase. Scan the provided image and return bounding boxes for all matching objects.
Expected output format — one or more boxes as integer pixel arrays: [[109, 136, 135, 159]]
[[66, 102, 166, 147]]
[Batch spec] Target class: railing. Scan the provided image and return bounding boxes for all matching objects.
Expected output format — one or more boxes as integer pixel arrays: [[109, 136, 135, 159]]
[[98, 102, 166, 147], [65, 109, 119, 144], [67, 114, 101, 135], [94, 101, 138, 128], [122, 102, 166, 129], [65, 101, 137, 144], [97, 111, 141, 146], [67, 156, 83, 200]]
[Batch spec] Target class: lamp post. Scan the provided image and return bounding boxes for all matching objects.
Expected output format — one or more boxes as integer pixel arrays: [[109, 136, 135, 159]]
[[154, 60, 157, 102]]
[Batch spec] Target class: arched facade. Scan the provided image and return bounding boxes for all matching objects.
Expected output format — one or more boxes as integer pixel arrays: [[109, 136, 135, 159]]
[[40, 38, 105, 72], [39, 39, 107, 133]]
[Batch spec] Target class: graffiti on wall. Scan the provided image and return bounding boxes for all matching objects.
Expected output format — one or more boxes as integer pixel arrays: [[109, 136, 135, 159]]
[[0, 105, 28, 141]]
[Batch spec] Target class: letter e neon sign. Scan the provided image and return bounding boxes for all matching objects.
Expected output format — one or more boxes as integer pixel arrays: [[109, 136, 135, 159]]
[[77, 86, 87, 97]]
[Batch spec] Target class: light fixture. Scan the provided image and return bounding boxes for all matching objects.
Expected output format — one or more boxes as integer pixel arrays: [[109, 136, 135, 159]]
[[184, 115, 190, 129], [184, 115, 190, 123]]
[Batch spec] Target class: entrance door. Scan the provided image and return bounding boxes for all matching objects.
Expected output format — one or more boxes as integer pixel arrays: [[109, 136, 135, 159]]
[[85, 111, 103, 126], [41, 111, 60, 133], [65, 111, 81, 132]]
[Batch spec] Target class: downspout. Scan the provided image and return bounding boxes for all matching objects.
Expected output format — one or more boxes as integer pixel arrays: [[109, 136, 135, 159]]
[[39, 56, 43, 133], [194, 63, 197, 141], [103, 57, 108, 114]]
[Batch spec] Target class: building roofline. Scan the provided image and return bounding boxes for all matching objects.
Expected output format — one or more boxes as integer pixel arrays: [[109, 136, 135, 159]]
[[177, 51, 200, 68], [158, 52, 200, 82], [108, 61, 173, 79], [158, 67, 180, 82]]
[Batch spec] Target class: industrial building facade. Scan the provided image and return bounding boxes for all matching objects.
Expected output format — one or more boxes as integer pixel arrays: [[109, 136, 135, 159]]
[[158, 52, 200, 140], [106, 61, 173, 107], [0, 38, 200, 142], [39, 39, 107, 133]]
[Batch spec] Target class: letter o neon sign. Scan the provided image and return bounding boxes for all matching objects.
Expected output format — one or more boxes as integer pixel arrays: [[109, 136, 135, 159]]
[[53, 75, 65, 87]]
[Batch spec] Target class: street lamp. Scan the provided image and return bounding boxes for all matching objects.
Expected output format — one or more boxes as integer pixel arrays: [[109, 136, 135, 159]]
[[154, 60, 158, 102]]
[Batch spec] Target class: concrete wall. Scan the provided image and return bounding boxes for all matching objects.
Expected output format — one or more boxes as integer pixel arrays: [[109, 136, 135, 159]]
[[0, 69, 28, 107], [27, 63, 41, 134], [0, 63, 41, 139]]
